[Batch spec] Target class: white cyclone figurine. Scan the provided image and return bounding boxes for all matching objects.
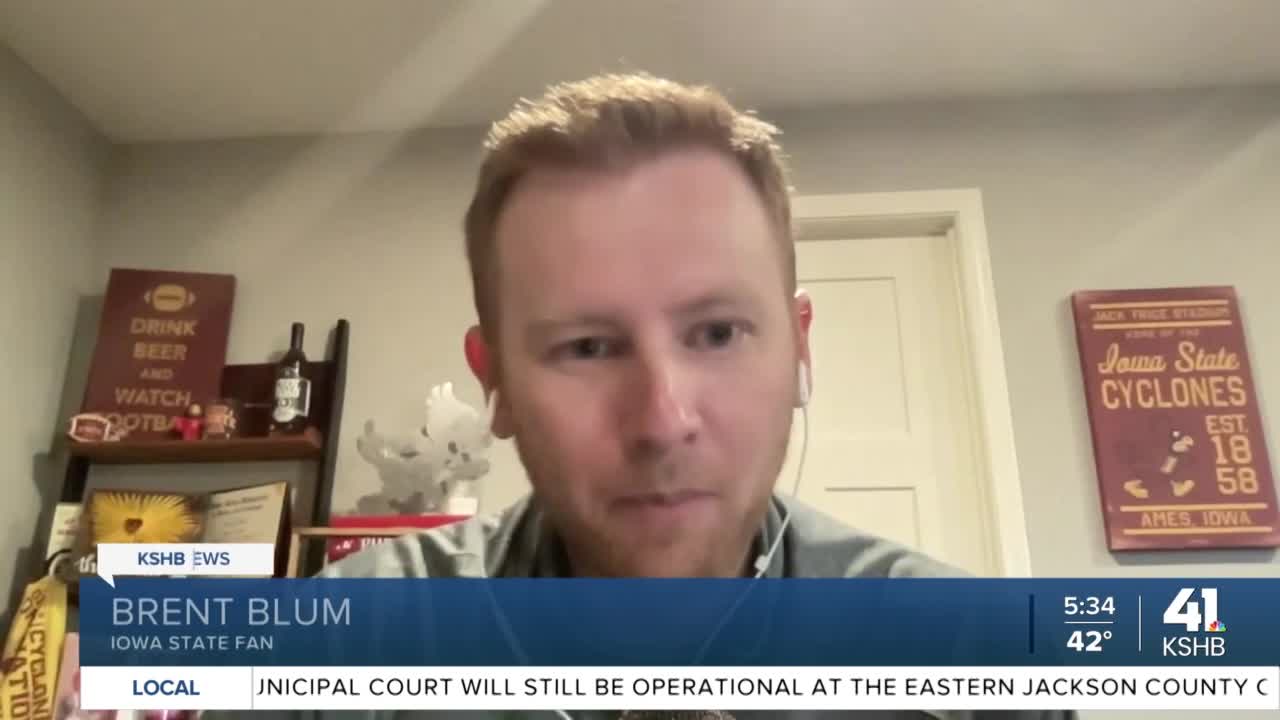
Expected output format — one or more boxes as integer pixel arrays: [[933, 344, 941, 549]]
[[354, 382, 493, 515], [425, 382, 494, 508]]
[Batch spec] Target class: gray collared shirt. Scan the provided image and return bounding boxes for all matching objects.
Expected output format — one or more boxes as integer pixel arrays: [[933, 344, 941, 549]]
[[202, 495, 1075, 720]]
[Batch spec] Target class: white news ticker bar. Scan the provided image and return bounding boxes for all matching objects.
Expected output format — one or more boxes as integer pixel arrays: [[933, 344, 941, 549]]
[[81, 666, 1280, 711]]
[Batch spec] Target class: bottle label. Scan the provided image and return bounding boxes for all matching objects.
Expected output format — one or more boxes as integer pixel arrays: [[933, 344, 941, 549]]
[[272, 378, 311, 423]]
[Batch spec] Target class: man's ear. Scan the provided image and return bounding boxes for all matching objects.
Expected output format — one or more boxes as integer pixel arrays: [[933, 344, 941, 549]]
[[464, 325, 515, 439], [464, 325, 491, 385], [794, 289, 814, 399]]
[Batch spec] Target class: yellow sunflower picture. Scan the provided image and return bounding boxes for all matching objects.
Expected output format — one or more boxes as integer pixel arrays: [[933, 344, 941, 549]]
[[88, 491, 203, 545]]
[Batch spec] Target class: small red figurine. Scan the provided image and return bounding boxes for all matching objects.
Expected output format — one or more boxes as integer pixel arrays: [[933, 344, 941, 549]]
[[173, 403, 205, 441]]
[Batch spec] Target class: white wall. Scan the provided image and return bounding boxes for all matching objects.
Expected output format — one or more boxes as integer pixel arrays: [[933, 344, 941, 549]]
[[772, 87, 1280, 579], [90, 86, 1280, 584], [0, 46, 107, 608]]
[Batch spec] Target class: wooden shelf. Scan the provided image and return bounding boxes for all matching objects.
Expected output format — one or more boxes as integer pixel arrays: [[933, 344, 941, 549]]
[[57, 319, 350, 576], [69, 427, 323, 464]]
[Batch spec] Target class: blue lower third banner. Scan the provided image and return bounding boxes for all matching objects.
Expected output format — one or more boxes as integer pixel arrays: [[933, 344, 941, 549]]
[[78, 578, 1280, 711]]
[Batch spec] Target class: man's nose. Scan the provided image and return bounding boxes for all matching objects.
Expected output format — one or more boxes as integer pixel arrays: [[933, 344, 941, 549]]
[[625, 355, 700, 453]]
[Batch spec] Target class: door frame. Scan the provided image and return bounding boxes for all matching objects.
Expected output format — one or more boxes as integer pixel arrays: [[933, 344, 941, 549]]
[[792, 188, 1033, 578]]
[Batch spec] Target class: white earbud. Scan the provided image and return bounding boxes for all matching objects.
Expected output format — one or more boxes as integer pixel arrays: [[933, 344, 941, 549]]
[[796, 363, 811, 408], [485, 387, 501, 433]]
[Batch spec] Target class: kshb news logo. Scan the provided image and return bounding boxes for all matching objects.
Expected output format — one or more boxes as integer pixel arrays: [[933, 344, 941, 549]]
[[1162, 588, 1227, 657]]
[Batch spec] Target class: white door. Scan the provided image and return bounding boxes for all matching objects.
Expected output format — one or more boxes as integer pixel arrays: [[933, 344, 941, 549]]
[[780, 233, 997, 576]]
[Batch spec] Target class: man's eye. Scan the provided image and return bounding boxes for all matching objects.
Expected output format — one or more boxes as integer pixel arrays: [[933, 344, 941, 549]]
[[557, 337, 617, 360], [688, 321, 742, 350]]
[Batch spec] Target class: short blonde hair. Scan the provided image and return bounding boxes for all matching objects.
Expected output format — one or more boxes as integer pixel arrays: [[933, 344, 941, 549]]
[[464, 72, 794, 336]]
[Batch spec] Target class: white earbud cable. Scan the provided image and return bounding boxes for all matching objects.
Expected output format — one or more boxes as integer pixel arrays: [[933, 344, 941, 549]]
[[689, 400, 808, 668], [754, 399, 808, 578]]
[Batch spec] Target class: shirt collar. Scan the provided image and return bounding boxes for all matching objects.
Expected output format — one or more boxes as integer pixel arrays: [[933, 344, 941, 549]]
[[500, 495, 788, 578]]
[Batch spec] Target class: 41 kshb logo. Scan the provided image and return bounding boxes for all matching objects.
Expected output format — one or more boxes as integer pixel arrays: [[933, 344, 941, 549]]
[[1162, 587, 1226, 657]]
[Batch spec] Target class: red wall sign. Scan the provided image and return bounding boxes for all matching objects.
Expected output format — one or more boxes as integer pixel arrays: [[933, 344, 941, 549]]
[[81, 268, 235, 439], [1072, 286, 1278, 551]]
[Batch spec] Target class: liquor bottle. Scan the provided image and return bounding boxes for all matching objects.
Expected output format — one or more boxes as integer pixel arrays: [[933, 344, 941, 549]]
[[270, 322, 310, 434]]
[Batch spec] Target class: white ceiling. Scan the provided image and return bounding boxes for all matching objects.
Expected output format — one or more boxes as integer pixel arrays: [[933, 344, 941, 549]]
[[3, 0, 1280, 142]]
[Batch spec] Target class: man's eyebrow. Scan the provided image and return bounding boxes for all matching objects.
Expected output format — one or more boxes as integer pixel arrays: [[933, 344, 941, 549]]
[[668, 292, 759, 317], [525, 314, 620, 342]]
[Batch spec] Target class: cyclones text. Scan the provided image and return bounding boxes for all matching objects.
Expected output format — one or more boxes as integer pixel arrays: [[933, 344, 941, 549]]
[[1097, 341, 1248, 410]]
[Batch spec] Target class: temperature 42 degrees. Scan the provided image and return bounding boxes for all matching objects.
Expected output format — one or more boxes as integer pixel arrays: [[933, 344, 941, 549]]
[[1068, 629, 1112, 653]]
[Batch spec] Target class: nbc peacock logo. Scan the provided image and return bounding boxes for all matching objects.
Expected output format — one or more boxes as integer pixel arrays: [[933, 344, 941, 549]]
[[1206, 619, 1227, 633]]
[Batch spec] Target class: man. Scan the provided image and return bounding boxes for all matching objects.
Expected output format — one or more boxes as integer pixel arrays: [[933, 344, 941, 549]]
[[213, 73, 1072, 720]]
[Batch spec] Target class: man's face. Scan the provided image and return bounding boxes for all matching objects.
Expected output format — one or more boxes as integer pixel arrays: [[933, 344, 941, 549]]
[[490, 147, 805, 577]]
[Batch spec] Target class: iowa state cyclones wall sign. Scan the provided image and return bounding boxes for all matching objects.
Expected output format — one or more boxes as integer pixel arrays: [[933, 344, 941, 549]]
[[1072, 286, 1278, 551]]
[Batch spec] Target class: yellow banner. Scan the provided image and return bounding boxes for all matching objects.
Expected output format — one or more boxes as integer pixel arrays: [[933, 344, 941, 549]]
[[0, 576, 67, 720]]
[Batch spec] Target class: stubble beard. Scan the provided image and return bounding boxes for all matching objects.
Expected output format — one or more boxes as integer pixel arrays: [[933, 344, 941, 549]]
[[511, 411, 793, 578]]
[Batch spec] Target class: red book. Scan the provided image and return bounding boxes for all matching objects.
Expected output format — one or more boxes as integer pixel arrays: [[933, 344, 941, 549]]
[[324, 514, 470, 564]]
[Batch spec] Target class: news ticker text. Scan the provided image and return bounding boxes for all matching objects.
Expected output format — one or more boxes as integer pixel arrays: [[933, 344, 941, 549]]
[[82, 666, 1279, 712]]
